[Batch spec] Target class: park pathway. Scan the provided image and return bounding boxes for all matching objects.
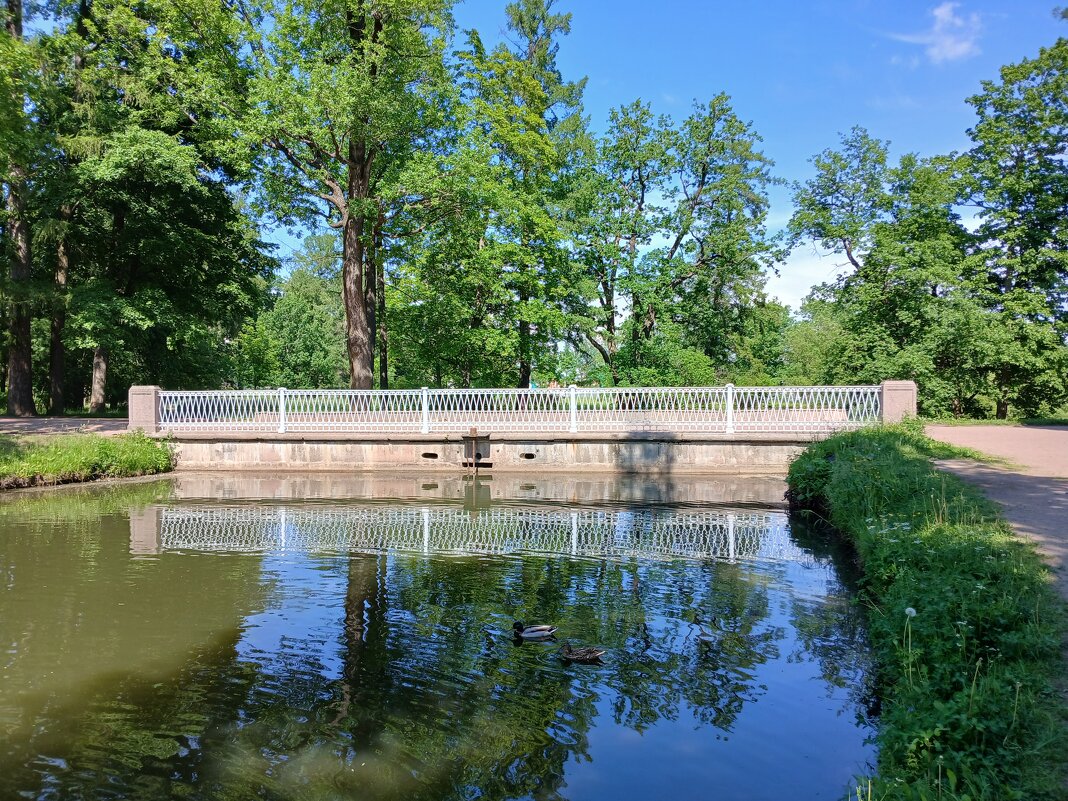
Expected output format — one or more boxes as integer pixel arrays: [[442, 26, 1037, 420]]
[[925, 424, 1068, 602], [0, 417, 128, 436]]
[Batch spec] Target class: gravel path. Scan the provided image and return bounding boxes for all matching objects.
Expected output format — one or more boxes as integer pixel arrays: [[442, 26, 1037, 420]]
[[925, 424, 1068, 602], [0, 417, 129, 436]]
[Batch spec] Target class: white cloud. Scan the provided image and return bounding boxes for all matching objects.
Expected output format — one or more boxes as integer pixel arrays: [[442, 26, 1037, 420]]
[[890, 2, 981, 65]]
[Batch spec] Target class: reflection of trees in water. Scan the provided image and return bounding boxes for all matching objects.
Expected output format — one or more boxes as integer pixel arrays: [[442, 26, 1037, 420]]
[[373, 552, 785, 798], [785, 516, 878, 723], [594, 560, 780, 733], [1, 531, 868, 800]]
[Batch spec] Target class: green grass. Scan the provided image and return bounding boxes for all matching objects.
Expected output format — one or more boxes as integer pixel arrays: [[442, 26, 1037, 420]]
[[0, 432, 174, 489], [923, 416, 1068, 427], [787, 422, 1067, 800]]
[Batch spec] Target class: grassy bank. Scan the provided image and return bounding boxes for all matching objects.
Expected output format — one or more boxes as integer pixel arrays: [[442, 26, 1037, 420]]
[[787, 424, 1066, 800], [0, 432, 173, 489]]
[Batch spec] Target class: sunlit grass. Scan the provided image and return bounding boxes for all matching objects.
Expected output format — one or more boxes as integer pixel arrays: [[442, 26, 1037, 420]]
[[788, 422, 1067, 800], [0, 432, 174, 489]]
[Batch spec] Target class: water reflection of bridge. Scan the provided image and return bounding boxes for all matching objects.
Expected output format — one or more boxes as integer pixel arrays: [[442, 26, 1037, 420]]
[[142, 505, 815, 564]]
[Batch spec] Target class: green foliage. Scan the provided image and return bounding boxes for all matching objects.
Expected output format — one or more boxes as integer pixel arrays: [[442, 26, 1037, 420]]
[[787, 427, 1066, 799], [569, 95, 783, 387], [0, 433, 174, 488], [5, 3, 1067, 405], [232, 266, 348, 388]]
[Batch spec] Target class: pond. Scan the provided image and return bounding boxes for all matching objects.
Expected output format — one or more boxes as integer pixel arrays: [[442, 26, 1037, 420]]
[[0, 473, 875, 800]]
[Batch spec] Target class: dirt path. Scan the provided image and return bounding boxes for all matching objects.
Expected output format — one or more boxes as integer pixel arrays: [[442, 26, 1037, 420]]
[[925, 425, 1068, 601], [0, 417, 128, 436]]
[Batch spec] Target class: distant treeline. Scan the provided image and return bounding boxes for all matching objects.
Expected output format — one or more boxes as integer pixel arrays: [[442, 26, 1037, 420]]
[[1, 1, 1065, 418]]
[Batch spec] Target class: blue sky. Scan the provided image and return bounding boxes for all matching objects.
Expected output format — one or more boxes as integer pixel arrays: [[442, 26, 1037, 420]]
[[452, 0, 1063, 308]]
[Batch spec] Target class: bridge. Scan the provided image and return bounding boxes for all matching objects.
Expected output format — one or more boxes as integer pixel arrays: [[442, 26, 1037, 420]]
[[129, 381, 916, 474], [130, 503, 814, 564]]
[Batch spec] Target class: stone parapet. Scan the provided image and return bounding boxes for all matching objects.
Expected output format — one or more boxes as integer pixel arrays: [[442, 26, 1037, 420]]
[[880, 380, 918, 423], [128, 385, 161, 433]]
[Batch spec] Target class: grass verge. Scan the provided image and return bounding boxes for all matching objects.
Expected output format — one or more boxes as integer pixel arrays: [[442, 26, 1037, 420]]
[[922, 416, 1068, 427], [787, 422, 1066, 800], [0, 432, 174, 489]]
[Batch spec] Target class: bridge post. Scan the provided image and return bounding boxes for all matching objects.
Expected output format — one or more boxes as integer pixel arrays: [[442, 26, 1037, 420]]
[[569, 385, 578, 433], [128, 385, 161, 434], [725, 383, 735, 434], [880, 380, 917, 423], [421, 387, 430, 434], [277, 387, 287, 434]]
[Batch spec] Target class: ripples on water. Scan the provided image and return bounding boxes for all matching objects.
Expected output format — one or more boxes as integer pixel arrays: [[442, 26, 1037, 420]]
[[0, 474, 875, 800]]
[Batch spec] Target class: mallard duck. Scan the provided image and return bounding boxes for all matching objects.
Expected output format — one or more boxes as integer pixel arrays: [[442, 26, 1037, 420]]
[[559, 642, 606, 664], [513, 621, 558, 640]]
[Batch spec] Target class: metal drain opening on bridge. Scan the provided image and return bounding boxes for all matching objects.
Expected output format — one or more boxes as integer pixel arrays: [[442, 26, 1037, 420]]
[[463, 429, 492, 469]]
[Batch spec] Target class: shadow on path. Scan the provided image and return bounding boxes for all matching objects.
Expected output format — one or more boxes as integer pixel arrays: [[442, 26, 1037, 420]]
[[936, 459, 1068, 599], [0, 417, 128, 436]]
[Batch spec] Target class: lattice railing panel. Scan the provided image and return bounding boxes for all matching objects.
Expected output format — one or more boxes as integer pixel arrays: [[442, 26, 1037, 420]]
[[159, 390, 281, 432], [155, 505, 815, 564], [428, 389, 572, 432], [732, 386, 881, 432], [283, 390, 423, 432], [156, 385, 882, 434], [571, 387, 731, 432]]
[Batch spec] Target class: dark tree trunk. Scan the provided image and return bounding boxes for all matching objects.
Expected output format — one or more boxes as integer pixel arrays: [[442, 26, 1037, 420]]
[[996, 398, 1009, 420], [48, 205, 72, 415], [375, 209, 388, 390], [518, 289, 531, 388], [340, 5, 381, 390], [5, 164, 35, 417], [5, 0, 35, 417], [365, 210, 376, 372], [89, 345, 108, 414], [342, 144, 373, 389]]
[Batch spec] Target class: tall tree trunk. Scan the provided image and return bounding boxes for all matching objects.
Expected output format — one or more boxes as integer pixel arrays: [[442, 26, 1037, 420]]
[[996, 398, 1009, 420], [89, 345, 108, 413], [5, 0, 35, 417], [375, 209, 388, 390], [339, 5, 381, 390], [365, 214, 376, 372], [342, 143, 373, 389], [49, 205, 72, 415], [46, 0, 90, 416], [518, 288, 531, 388], [5, 164, 35, 417]]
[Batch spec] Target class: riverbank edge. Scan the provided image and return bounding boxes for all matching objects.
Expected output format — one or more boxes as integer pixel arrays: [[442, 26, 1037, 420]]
[[786, 423, 1067, 800], [0, 432, 175, 490]]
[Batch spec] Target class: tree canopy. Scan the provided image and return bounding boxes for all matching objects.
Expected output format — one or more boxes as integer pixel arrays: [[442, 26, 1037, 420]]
[[0, 2, 1065, 418]]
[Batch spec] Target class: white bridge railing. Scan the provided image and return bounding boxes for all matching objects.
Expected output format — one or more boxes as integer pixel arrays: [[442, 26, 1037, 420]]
[[151, 505, 813, 564], [148, 384, 887, 435]]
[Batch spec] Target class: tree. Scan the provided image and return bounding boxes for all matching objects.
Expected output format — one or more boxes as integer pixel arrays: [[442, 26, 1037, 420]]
[[571, 95, 780, 386], [790, 131, 993, 415], [2, 0, 36, 415], [226, 0, 454, 389], [65, 128, 271, 403], [264, 269, 348, 389], [963, 37, 1068, 416], [568, 100, 670, 385]]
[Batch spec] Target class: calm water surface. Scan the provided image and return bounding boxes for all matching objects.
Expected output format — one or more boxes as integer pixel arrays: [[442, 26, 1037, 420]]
[[0, 473, 874, 800]]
